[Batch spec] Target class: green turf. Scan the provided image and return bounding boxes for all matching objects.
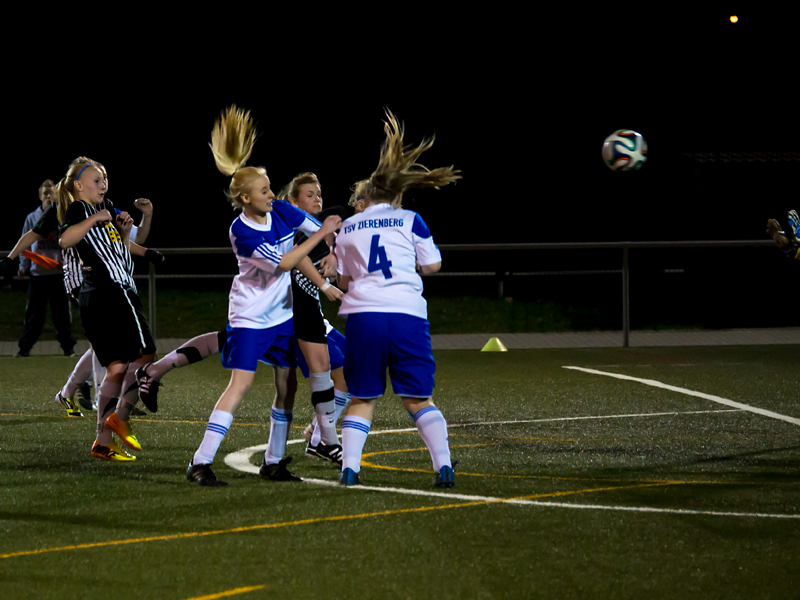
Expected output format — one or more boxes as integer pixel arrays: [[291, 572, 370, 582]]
[[1, 346, 799, 599]]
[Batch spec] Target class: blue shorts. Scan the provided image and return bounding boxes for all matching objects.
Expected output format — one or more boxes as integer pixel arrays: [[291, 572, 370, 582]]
[[221, 319, 297, 372], [295, 326, 347, 378], [343, 312, 435, 399]]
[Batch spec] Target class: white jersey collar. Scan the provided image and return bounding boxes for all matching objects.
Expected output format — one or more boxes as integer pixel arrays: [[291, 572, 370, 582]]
[[239, 211, 273, 231]]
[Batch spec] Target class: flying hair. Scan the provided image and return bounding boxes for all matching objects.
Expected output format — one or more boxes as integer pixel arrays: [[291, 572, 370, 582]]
[[367, 109, 461, 203], [209, 105, 264, 209], [348, 179, 369, 207]]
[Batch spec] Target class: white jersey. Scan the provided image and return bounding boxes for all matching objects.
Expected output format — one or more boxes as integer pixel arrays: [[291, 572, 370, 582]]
[[228, 201, 321, 329], [335, 203, 441, 319]]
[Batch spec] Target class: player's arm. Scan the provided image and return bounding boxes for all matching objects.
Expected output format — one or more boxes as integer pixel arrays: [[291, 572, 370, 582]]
[[60, 210, 113, 248], [296, 256, 343, 301], [411, 213, 442, 275], [133, 198, 153, 244], [6, 229, 39, 261], [129, 242, 165, 265], [277, 216, 342, 272]]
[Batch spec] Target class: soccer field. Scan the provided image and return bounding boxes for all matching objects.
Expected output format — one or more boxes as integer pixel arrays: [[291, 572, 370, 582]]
[[1, 346, 799, 600]]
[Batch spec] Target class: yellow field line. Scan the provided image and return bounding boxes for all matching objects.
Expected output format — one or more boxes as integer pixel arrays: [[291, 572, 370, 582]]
[[184, 585, 266, 600], [0, 482, 669, 560], [360, 445, 798, 486]]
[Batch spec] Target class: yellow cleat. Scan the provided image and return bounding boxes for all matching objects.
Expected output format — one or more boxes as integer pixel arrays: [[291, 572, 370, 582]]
[[104, 413, 142, 451], [91, 440, 136, 461], [54, 391, 84, 418]]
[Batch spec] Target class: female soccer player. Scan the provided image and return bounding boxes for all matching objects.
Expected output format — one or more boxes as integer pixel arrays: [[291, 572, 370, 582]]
[[282, 172, 351, 464], [58, 159, 157, 461], [186, 106, 342, 487], [335, 110, 460, 487]]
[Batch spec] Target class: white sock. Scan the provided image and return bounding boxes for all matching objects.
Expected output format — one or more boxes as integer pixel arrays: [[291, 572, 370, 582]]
[[193, 410, 234, 466], [264, 407, 292, 465], [341, 415, 371, 473], [413, 406, 451, 472], [92, 352, 106, 407], [309, 372, 338, 446], [96, 381, 121, 445], [314, 389, 350, 445], [61, 349, 94, 399], [149, 331, 221, 381]]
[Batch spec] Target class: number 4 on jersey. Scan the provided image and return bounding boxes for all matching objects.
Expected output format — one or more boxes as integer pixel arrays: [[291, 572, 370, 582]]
[[368, 234, 393, 279]]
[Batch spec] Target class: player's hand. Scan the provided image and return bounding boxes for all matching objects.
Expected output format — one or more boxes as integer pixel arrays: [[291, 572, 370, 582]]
[[17, 268, 25, 278], [766, 219, 789, 248], [144, 248, 165, 265], [318, 253, 338, 278], [93, 209, 113, 225], [116, 211, 134, 234], [320, 215, 342, 236], [134, 198, 153, 215], [321, 282, 343, 302]]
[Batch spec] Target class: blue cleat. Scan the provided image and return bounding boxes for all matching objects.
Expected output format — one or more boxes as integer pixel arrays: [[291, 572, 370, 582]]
[[339, 467, 361, 486], [434, 465, 455, 488]]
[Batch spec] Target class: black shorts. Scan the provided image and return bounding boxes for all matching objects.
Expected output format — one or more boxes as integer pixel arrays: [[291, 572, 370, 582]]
[[79, 285, 156, 367], [292, 283, 327, 344]]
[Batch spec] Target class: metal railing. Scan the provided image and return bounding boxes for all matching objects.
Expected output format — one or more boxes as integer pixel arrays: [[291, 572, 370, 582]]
[[2, 240, 780, 347], [124, 240, 777, 347]]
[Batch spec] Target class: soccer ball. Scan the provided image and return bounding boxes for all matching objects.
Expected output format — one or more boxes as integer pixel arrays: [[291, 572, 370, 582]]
[[601, 129, 648, 171]]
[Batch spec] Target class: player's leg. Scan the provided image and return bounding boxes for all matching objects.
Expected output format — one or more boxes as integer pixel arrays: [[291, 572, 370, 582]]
[[390, 314, 453, 487], [91, 359, 136, 461], [259, 365, 302, 481], [187, 368, 256, 487], [54, 348, 94, 417], [137, 330, 226, 412], [339, 313, 389, 485], [297, 339, 340, 449]]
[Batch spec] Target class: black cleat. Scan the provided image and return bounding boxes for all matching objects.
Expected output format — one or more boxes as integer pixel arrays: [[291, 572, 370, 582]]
[[306, 442, 343, 466], [260, 456, 302, 482], [136, 365, 161, 413], [186, 461, 228, 487], [74, 382, 93, 412]]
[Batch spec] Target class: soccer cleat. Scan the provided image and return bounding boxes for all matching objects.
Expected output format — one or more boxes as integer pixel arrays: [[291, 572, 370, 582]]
[[302, 422, 314, 442], [306, 442, 343, 466], [135, 365, 161, 413], [339, 467, 361, 486], [74, 382, 93, 412], [186, 461, 228, 487], [104, 413, 142, 451], [259, 457, 302, 482], [434, 465, 456, 488], [91, 440, 136, 461], [55, 391, 84, 418]]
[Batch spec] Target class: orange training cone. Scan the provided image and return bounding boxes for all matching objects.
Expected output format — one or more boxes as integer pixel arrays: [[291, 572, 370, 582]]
[[481, 337, 507, 352]]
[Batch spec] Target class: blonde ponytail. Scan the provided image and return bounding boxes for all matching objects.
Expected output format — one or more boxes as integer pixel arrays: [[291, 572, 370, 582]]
[[56, 158, 96, 223], [367, 109, 461, 203], [209, 105, 264, 209]]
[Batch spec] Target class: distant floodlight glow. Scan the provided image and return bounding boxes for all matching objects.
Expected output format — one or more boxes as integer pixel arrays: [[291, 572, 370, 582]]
[[730, 15, 738, 23]]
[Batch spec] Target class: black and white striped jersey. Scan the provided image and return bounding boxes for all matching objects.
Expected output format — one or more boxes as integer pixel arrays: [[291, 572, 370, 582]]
[[291, 205, 349, 301], [33, 205, 83, 293], [60, 199, 136, 293]]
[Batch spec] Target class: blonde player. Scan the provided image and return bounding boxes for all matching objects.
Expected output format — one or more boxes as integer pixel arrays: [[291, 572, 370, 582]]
[[335, 110, 460, 487], [186, 107, 342, 486]]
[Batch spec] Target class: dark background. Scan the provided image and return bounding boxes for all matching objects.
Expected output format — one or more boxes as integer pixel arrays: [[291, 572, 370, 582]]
[[3, 8, 798, 329]]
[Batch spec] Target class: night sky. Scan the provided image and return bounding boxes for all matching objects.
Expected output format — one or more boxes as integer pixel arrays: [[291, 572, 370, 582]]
[[5, 9, 796, 252]]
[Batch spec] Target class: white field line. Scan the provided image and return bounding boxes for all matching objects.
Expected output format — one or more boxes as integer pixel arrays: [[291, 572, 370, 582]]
[[563, 366, 800, 426], [224, 408, 798, 521], [224, 443, 799, 520]]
